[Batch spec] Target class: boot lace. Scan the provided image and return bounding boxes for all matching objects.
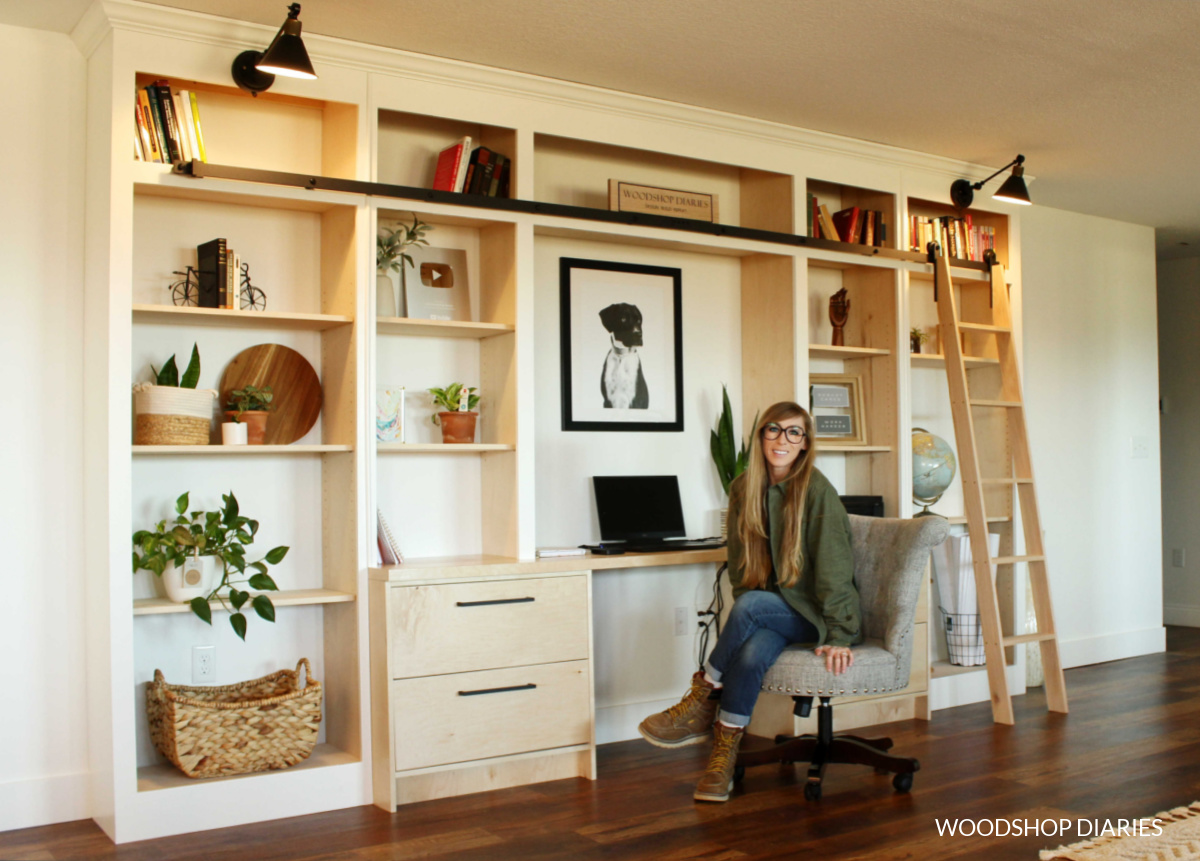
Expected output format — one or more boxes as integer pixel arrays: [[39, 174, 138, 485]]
[[708, 727, 742, 774], [664, 679, 707, 721]]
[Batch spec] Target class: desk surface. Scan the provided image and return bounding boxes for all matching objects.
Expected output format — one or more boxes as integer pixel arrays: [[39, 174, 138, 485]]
[[370, 548, 727, 584]]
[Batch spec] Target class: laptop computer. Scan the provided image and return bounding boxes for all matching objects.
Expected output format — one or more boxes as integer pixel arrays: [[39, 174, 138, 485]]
[[591, 475, 725, 552]]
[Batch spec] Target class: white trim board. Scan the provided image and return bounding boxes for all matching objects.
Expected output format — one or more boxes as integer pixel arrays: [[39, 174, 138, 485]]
[[1058, 626, 1166, 669], [0, 772, 90, 832]]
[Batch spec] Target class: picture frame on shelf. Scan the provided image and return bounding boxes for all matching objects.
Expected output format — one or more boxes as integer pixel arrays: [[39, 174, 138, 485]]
[[559, 257, 684, 433], [404, 246, 470, 321], [809, 373, 866, 445], [376, 385, 405, 442]]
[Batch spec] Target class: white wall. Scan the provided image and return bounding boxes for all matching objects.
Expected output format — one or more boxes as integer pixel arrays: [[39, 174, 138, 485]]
[[1021, 206, 1165, 666], [1157, 257, 1200, 626], [0, 23, 89, 831]]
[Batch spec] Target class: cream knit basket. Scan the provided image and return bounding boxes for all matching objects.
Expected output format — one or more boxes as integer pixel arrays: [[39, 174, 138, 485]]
[[133, 383, 217, 445]]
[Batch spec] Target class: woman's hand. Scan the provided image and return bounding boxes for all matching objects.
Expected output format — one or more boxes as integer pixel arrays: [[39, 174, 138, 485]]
[[814, 645, 854, 676]]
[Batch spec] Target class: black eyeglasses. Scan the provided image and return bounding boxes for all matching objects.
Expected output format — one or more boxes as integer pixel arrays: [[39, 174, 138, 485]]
[[762, 423, 806, 443]]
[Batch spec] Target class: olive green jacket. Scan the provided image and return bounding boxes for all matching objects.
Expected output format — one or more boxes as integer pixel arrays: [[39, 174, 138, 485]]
[[726, 469, 862, 648]]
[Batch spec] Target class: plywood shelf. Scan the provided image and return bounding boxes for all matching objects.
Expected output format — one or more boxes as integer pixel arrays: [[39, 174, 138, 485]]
[[930, 661, 987, 678], [910, 353, 999, 370], [816, 445, 893, 453], [137, 744, 358, 792], [377, 443, 515, 453], [376, 317, 514, 338], [133, 445, 353, 455], [134, 588, 355, 616], [809, 344, 891, 360], [133, 304, 352, 330]]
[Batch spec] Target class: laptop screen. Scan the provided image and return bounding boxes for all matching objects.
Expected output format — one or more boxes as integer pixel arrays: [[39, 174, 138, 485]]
[[593, 475, 687, 542]]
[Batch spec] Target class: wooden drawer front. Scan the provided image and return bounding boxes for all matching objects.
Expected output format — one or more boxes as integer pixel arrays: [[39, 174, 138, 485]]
[[392, 661, 591, 771], [389, 576, 588, 678]]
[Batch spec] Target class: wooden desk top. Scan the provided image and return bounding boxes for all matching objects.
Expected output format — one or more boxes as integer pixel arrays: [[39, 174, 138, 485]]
[[370, 547, 727, 585]]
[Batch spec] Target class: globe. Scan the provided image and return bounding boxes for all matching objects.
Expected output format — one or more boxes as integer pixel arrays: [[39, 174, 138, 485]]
[[912, 428, 956, 516]]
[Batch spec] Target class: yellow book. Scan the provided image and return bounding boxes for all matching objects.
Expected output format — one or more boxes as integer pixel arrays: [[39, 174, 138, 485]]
[[818, 204, 841, 242], [189, 90, 207, 162]]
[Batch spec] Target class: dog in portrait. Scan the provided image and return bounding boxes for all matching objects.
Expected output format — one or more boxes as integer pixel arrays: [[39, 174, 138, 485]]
[[599, 302, 649, 409]]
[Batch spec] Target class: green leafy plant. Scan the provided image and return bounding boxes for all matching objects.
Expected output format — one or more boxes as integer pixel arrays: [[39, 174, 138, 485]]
[[226, 385, 274, 422], [910, 327, 930, 345], [428, 382, 479, 425], [132, 491, 289, 640], [377, 214, 432, 274], [710, 384, 755, 496], [151, 343, 201, 388]]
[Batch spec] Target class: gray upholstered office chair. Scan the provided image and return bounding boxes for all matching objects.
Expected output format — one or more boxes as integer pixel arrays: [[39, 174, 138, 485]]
[[734, 514, 950, 800]]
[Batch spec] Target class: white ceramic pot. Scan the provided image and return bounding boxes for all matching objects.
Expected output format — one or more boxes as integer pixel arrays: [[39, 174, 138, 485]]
[[376, 269, 397, 318], [221, 422, 248, 445], [162, 556, 215, 604]]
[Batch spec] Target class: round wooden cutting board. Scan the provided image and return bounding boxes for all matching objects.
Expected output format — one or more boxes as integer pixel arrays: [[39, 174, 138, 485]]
[[219, 344, 322, 445]]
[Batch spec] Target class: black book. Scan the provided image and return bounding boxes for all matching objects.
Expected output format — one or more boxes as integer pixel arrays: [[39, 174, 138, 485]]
[[467, 147, 491, 194], [153, 81, 182, 164], [196, 238, 227, 309], [143, 86, 169, 162]]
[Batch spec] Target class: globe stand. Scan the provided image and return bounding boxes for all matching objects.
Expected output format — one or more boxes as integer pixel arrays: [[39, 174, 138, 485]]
[[913, 497, 949, 519]]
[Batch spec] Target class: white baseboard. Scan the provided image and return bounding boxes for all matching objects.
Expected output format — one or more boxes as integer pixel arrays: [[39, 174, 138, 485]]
[[0, 771, 89, 833], [931, 663, 1026, 712], [1058, 626, 1165, 668], [596, 698, 674, 745], [1164, 604, 1200, 627]]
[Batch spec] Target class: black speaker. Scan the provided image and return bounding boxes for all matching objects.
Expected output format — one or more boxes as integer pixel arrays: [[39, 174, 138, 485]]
[[840, 495, 884, 518]]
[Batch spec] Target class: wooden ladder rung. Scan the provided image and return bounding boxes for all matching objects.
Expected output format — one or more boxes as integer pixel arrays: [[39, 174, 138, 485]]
[[979, 477, 1034, 485], [991, 554, 1045, 565], [957, 322, 1012, 334], [970, 399, 1023, 408], [1003, 632, 1056, 646]]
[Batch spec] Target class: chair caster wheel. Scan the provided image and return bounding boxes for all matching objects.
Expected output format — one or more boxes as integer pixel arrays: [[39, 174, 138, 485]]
[[733, 766, 745, 783], [893, 772, 913, 793], [804, 780, 822, 801]]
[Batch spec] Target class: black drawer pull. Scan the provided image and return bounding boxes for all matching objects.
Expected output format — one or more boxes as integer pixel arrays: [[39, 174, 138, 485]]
[[456, 597, 535, 607], [458, 683, 537, 697]]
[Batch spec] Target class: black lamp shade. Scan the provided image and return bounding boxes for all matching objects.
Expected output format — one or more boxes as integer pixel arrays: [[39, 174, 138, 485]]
[[256, 16, 317, 79], [992, 165, 1031, 205]]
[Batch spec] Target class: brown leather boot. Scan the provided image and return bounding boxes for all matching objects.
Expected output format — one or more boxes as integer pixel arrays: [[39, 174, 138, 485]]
[[638, 671, 719, 748], [693, 722, 745, 802]]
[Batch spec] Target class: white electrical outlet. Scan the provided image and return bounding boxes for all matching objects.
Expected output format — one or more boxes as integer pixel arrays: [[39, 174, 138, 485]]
[[192, 645, 215, 683], [1173, 548, 1186, 569], [674, 607, 689, 637]]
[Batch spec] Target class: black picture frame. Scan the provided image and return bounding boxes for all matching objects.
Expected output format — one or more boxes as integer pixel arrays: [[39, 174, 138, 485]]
[[560, 257, 684, 432]]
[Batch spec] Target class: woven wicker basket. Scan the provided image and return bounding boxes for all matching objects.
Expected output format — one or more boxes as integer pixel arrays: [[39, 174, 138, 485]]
[[147, 658, 322, 778], [133, 384, 216, 445]]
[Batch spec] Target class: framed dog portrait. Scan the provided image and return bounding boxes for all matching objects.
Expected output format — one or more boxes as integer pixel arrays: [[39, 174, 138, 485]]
[[559, 257, 684, 432]]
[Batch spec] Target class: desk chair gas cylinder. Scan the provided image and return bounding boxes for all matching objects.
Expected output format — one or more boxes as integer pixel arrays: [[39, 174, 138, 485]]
[[733, 514, 950, 800]]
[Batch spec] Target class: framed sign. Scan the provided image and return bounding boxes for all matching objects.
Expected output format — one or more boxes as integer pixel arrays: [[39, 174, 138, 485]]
[[809, 373, 866, 445], [559, 257, 684, 432]]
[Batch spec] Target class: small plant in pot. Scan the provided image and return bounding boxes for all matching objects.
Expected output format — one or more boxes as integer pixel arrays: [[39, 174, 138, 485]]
[[132, 491, 289, 640], [377, 215, 432, 318], [225, 385, 273, 445], [133, 343, 217, 445], [428, 382, 479, 444], [910, 327, 930, 354]]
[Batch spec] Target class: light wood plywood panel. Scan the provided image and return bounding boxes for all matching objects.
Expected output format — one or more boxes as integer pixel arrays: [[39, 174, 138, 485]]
[[393, 747, 591, 806], [741, 253, 796, 431], [740, 168, 793, 234]]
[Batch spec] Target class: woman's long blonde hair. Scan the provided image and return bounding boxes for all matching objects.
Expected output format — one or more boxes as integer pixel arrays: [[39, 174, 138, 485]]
[[733, 401, 817, 589]]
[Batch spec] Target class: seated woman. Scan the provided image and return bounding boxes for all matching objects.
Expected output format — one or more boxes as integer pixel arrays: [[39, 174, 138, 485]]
[[638, 400, 862, 802]]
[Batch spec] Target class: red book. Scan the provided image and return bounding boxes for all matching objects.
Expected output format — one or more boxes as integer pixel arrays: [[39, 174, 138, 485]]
[[831, 207, 861, 245], [432, 136, 472, 192]]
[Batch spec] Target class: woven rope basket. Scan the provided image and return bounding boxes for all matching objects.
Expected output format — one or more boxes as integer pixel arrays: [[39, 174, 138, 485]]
[[147, 658, 322, 779], [133, 384, 216, 445]]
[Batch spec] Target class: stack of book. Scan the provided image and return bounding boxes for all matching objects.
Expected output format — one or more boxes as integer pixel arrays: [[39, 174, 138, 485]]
[[134, 80, 207, 165], [807, 196, 887, 247], [432, 137, 511, 197], [196, 238, 242, 310], [908, 215, 996, 261]]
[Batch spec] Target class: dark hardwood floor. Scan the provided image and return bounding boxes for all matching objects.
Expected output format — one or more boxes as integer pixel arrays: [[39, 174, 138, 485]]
[[6, 627, 1199, 861]]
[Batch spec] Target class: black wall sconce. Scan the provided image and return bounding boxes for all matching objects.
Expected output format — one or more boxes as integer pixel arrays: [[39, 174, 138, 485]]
[[950, 154, 1032, 209], [232, 3, 317, 95]]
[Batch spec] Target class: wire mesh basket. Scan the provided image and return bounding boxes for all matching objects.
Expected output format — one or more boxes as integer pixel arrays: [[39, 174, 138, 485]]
[[939, 607, 986, 667]]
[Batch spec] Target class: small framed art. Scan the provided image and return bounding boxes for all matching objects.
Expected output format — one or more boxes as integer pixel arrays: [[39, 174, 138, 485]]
[[809, 373, 866, 445]]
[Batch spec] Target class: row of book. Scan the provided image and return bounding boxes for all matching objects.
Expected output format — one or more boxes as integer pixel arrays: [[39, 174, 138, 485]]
[[808, 196, 888, 247], [197, 238, 242, 309], [134, 80, 207, 165], [432, 136, 511, 197], [908, 216, 997, 261]]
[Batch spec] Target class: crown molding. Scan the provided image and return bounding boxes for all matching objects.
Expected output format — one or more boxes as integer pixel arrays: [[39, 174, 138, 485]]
[[92, 0, 996, 182]]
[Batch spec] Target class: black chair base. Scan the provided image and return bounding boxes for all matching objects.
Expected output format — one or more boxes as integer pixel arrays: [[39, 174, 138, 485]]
[[733, 696, 919, 800]]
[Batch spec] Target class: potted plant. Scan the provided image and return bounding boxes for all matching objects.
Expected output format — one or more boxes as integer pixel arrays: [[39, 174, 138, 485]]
[[709, 385, 755, 538], [428, 382, 479, 444], [133, 343, 217, 445], [377, 214, 432, 318], [132, 491, 289, 640], [224, 385, 273, 445], [910, 327, 930, 354]]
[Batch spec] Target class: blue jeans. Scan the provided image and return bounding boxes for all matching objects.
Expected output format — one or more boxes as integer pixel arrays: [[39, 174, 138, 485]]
[[704, 590, 819, 726]]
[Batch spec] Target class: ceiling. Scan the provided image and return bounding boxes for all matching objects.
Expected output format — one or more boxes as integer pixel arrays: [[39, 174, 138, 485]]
[[7, 0, 1200, 259]]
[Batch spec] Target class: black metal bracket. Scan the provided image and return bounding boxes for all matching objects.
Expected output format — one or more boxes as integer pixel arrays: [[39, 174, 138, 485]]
[[927, 241, 941, 303]]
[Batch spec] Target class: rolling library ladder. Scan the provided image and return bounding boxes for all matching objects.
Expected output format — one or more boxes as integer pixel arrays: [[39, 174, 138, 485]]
[[932, 246, 1069, 725]]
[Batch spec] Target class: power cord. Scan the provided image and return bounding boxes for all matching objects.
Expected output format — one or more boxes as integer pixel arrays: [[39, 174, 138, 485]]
[[696, 562, 727, 672]]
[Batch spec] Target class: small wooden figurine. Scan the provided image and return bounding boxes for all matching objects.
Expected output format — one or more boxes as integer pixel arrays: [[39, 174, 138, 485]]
[[829, 287, 850, 347]]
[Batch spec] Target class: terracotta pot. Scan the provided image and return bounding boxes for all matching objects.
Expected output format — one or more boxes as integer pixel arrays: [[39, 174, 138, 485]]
[[225, 410, 269, 445], [437, 411, 478, 444]]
